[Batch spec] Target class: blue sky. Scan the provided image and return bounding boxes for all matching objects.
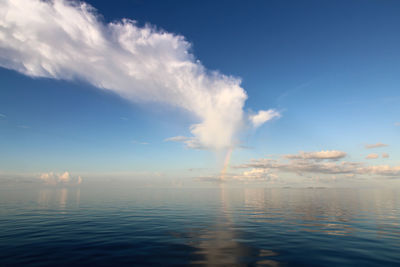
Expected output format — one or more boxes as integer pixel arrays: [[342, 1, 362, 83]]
[[0, 0, 399, 186]]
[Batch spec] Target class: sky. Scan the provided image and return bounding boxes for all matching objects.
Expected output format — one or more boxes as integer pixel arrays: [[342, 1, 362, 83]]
[[0, 0, 399, 187]]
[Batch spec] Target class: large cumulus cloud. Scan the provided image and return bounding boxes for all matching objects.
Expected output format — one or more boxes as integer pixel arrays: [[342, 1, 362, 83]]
[[0, 0, 279, 149]]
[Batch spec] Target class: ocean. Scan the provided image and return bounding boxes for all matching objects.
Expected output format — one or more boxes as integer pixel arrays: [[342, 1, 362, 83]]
[[1, 184, 399, 266]]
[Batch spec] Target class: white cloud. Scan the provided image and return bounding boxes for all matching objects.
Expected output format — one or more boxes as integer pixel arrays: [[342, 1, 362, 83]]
[[58, 171, 70, 183], [365, 153, 379, 159], [249, 109, 281, 128], [239, 168, 277, 181], [365, 143, 388, 149], [284, 150, 347, 160], [0, 0, 278, 150], [40, 171, 82, 185], [382, 153, 389, 158]]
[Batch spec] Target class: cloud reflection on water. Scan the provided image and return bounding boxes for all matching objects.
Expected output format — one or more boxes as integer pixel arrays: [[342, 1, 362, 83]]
[[5, 185, 395, 266], [180, 186, 281, 266], [38, 188, 80, 210]]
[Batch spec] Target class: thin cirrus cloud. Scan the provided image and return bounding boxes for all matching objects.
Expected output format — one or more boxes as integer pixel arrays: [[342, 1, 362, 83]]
[[365, 143, 388, 149], [131, 140, 149, 145], [0, 0, 279, 150], [164, 136, 205, 149]]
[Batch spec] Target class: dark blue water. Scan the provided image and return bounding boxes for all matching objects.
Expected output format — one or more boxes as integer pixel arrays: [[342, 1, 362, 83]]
[[1, 185, 399, 266]]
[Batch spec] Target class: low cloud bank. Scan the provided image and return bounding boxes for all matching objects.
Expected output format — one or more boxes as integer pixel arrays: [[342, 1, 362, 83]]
[[239, 150, 400, 178], [198, 150, 400, 183]]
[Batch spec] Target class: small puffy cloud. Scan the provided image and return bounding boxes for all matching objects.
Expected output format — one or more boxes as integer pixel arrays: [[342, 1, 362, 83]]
[[365, 143, 388, 149], [395, 122, 400, 127], [366, 153, 379, 159], [285, 150, 347, 161], [58, 171, 70, 183], [40, 171, 82, 185], [249, 109, 281, 128], [0, 113, 6, 118], [240, 168, 273, 181], [382, 153, 389, 158]]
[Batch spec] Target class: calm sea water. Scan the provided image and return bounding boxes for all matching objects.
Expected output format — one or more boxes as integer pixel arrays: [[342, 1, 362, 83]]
[[1, 185, 399, 266]]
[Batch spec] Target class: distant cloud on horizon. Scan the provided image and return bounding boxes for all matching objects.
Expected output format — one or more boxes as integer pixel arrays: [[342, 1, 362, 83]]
[[40, 171, 82, 185], [217, 150, 400, 182], [197, 149, 400, 183], [0, 0, 279, 150], [284, 150, 347, 161]]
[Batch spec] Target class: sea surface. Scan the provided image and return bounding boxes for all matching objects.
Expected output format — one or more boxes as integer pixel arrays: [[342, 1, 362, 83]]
[[1, 185, 400, 266]]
